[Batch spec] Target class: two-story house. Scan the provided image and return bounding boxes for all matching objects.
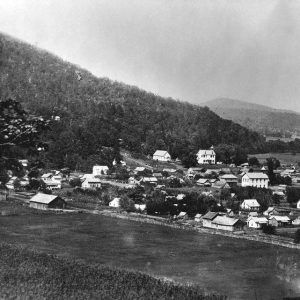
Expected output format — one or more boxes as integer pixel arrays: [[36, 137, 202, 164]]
[[197, 146, 216, 164]]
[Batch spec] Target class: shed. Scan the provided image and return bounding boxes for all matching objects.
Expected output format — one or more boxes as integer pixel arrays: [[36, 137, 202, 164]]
[[268, 215, 291, 227], [29, 193, 66, 210], [202, 211, 219, 228], [211, 216, 244, 232]]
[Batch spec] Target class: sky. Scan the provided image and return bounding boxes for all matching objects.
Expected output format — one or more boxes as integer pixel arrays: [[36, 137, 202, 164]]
[[1, 0, 300, 112]]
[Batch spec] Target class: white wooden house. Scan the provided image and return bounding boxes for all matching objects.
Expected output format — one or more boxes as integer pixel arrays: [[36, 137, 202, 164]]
[[297, 199, 300, 209], [109, 198, 121, 208], [153, 150, 171, 162], [196, 146, 216, 164], [93, 165, 109, 176], [81, 177, 101, 189], [241, 173, 269, 188], [240, 199, 261, 211], [247, 216, 268, 229]]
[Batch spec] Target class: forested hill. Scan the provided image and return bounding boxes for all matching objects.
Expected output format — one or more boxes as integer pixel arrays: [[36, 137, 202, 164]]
[[0, 33, 266, 169], [203, 98, 300, 137]]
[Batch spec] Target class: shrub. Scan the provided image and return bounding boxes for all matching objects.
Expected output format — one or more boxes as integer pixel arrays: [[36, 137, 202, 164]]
[[294, 229, 300, 244], [262, 224, 276, 235]]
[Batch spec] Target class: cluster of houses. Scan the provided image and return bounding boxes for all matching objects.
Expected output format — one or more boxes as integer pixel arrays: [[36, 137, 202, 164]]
[[198, 198, 300, 232]]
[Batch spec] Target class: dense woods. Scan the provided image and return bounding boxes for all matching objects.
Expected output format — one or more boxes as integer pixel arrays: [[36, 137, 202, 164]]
[[0, 33, 276, 169]]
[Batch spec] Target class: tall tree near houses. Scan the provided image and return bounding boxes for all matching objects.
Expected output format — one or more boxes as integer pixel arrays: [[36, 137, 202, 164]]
[[0, 98, 49, 185]]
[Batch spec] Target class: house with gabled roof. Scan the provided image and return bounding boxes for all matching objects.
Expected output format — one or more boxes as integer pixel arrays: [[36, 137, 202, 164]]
[[240, 199, 261, 212], [241, 172, 269, 188], [197, 146, 216, 164], [81, 177, 101, 189], [211, 216, 244, 232], [247, 216, 268, 229], [153, 150, 171, 162], [29, 193, 66, 210], [220, 174, 238, 186], [268, 215, 291, 227], [202, 211, 220, 228]]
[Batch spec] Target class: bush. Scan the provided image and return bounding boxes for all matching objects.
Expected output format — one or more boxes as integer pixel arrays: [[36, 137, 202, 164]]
[[262, 224, 276, 235], [294, 229, 300, 244], [69, 177, 82, 188]]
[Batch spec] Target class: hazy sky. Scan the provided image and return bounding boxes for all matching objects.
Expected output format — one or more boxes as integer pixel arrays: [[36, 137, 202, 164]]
[[1, 0, 300, 111]]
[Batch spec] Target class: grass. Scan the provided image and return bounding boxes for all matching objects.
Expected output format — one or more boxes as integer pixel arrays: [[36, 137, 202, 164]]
[[250, 152, 300, 165], [0, 242, 224, 300], [0, 201, 300, 299]]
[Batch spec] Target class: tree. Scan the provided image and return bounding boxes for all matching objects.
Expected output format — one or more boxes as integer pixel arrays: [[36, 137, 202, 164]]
[[181, 152, 197, 168], [0, 98, 49, 184], [294, 229, 300, 244], [248, 156, 260, 166], [69, 177, 82, 188], [119, 196, 135, 212], [262, 224, 276, 235]]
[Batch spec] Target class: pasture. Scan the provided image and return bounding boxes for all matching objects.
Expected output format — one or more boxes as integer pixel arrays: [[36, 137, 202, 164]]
[[0, 203, 299, 299], [250, 152, 300, 165]]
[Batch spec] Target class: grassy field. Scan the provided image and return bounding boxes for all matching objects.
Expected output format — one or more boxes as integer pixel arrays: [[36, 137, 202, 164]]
[[0, 243, 222, 300], [250, 152, 300, 165], [0, 201, 299, 299]]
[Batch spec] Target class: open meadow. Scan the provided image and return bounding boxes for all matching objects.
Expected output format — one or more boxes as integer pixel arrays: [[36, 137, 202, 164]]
[[250, 152, 300, 165], [0, 202, 299, 300]]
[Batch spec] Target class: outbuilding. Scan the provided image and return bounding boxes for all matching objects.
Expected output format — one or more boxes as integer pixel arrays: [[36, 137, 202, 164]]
[[29, 193, 66, 210]]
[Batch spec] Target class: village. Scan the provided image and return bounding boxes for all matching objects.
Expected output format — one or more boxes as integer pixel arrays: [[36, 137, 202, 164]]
[[3, 146, 300, 245]]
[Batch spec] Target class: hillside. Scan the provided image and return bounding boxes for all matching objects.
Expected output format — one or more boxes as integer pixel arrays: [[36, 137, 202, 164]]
[[202, 98, 300, 137], [0, 33, 266, 169]]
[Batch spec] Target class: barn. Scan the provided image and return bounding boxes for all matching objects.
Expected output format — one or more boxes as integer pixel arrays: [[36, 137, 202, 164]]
[[29, 193, 66, 210]]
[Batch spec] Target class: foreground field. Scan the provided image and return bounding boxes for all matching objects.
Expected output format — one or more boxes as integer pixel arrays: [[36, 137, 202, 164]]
[[250, 152, 300, 165], [0, 204, 299, 300], [0, 243, 221, 300]]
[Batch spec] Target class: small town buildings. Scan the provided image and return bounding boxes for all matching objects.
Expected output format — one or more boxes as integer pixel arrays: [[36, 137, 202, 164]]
[[6, 176, 17, 190], [211, 216, 244, 232], [18, 159, 29, 168], [202, 211, 219, 228], [153, 150, 171, 162], [134, 167, 146, 175], [219, 174, 238, 186], [153, 172, 163, 179], [128, 177, 140, 185], [194, 213, 202, 222], [45, 181, 61, 190], [247, 216, 268, 229], [29, 193, 66, 210], [292, 216, 300, 226], [177, 211, 187, 219], [140, 177, 158, 185], [93, 165, 109, 176], [212, 179, 230, 189], [109, 198, 121, 208], [268, 215, 291, 227], [81, 177, 101, 189], [240, 199, 261, 211], [134, 204, 146, 211], [196, 178, 211, 187], [41, 173, 53, 182], [241, 173, 269, 188], [197, 146, 216, 164]]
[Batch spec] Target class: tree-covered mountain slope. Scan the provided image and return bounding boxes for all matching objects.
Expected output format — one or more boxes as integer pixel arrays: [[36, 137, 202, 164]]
[[0, 33, 266, 168], [202, 98, 300, 137]]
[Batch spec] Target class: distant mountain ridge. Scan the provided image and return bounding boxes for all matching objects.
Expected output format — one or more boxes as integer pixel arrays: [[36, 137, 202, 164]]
[[202, 98, 300, 137]]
